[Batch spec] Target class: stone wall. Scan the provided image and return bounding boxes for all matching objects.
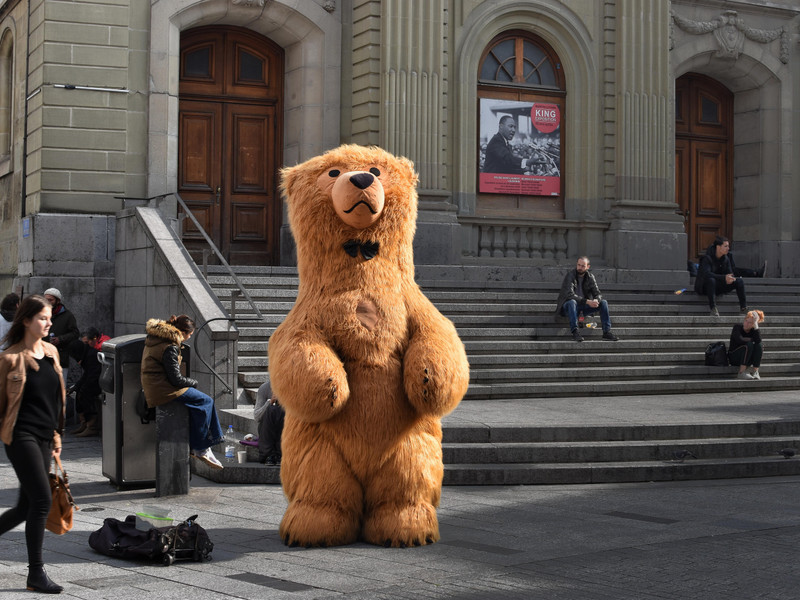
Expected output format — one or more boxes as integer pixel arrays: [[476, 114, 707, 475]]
[[14, 213, 115, 338], [114, 206, 238, 407]]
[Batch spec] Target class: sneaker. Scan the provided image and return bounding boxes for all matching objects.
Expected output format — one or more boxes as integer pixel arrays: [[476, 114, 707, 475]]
[[750, 368, 761, 380], [193, 448, 223, 469], [710, 307, 720, 316], [740, 306, 749, 313], [265, 454, 277, 466], [737, 371, 754, 380], [571, 329, 584, 342], [757, 261, 767, 278], [602, 330, 619, 341]]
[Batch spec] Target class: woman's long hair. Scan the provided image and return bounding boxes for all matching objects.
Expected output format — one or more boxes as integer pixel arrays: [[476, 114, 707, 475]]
[[167, 314, 195, 336], [1, 294, 51, 348]]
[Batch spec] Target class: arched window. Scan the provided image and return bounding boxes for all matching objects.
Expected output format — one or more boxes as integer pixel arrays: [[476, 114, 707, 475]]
[[477, 31, 565, 219], [0, 29, 12, 177]]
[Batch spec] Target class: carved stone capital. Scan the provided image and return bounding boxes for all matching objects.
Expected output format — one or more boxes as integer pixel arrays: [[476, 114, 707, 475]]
[[671, 9, 789, 64]]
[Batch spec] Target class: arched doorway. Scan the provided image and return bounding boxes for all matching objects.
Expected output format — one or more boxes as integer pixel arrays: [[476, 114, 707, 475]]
[[178, 26, 283, 265], [675, 73, 733, 259]]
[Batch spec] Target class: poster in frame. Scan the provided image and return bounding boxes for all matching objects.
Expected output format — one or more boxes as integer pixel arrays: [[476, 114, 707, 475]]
[[478, 98, 561, 196]]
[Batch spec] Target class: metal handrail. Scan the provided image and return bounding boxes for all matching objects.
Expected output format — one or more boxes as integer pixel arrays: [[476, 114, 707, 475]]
[[116, 193, 268, 399], [115, 193, 265, 321], [172, 192, 265, 321]]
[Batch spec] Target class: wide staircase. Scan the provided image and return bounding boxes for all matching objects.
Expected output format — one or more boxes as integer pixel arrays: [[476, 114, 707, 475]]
[[193, 266, 800, 485]]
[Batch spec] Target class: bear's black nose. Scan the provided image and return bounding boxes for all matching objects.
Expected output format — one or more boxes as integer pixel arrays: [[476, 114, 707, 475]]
[[349, 172, 374, 190]]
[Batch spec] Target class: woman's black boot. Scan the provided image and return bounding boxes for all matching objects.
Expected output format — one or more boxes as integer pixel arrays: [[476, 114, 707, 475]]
[[26, 566, 63, 594]]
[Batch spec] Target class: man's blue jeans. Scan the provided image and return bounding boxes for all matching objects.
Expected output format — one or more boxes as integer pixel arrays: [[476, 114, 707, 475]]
[[561, 299, 612, 333]]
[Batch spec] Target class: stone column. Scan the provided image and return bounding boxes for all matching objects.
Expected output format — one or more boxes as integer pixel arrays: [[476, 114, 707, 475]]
[[380, 0, 460, 264], [607, 0, 686, 274]]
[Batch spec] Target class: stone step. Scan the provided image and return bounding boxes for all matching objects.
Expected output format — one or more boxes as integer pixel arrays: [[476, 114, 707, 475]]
[[207, 408, 800, 486], [442, 455, 800, 485], [192, 452, 800, 486], [467, 349, 800, 367], [442, 436, 800, 464], [463, 338, 800, 353], [220, 406, 800, 445], [236, 349, 799, 371], [464, 376, 800, 399], [468, 363, 800, 383], [235, 364, 799, 390]]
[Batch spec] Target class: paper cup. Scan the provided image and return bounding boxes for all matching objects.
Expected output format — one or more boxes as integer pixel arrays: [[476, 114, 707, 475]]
[[237, 450, 247, 464]]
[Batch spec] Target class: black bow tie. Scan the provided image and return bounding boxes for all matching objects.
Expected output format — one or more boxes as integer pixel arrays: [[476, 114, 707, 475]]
[[343, 240, 380, 261]]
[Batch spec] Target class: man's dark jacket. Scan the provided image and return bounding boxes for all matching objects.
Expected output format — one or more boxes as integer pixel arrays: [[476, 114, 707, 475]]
[[50, 303, 80, 368], [555, 269, 603, 315], [694, 244, 734, 294], [482, 133, 524, 174]]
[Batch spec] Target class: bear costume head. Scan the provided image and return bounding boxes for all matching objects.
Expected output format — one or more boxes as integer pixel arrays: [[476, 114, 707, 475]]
[[281, 144, 419, 279], [270, 144, 469, 548]]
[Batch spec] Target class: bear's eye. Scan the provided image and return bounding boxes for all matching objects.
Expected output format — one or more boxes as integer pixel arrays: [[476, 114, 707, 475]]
[[328, 169, 340, 178], [369, 167, 381, 177]]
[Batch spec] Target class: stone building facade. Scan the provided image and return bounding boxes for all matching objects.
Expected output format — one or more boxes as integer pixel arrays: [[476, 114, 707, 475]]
[[0, 0, 797, 335]]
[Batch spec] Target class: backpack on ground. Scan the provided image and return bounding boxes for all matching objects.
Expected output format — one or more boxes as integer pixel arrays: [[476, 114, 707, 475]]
[[704, 341, 729, 367], [89, 514, 213, 565]]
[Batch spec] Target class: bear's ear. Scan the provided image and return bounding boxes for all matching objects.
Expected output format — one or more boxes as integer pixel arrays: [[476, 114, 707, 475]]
[[279, 164, 300, 200]]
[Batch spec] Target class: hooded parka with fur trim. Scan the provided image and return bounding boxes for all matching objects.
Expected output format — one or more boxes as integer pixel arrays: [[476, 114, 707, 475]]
[[140, 319, 198, 407]]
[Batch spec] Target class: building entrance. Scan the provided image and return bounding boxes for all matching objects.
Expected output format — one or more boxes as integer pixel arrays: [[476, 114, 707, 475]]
[[675, 73, 733, 260], [178, 26, 283, 265]]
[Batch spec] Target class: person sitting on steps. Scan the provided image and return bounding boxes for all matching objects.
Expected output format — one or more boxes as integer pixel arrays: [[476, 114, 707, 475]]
[[694, 236, 748, 316], [729, 309, 765, 380], [554, 256, 619, 343]]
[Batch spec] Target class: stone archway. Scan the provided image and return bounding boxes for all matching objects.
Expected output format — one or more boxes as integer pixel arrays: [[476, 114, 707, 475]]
[[673, 49, 786, 272], [147, 0, 340, 199], [670, 6, 795, 275]]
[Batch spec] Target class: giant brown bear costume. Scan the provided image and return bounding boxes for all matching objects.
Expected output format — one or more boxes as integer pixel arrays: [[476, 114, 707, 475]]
[[269, 144, 470, 548]]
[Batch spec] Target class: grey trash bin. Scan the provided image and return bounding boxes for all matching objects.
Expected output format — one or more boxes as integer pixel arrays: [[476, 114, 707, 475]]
[[99, 334, 155, 487]]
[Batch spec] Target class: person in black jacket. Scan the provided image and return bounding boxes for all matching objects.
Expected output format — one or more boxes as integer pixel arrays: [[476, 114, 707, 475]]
[[554, 256, 619, 343], [67, 340, 102, 437], [255, 379, 284, 465], [43, 288, 80, 383], [693, 237, 748, 316], [729, 309, 764, 380], [482, 116, 529, 174]]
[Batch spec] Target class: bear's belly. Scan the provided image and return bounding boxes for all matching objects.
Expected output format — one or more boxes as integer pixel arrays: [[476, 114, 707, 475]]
[[324, 292, 408, 366]]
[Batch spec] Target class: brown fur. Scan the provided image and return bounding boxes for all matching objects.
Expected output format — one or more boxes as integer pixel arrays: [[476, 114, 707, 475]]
[[269, 145, 470, 548]]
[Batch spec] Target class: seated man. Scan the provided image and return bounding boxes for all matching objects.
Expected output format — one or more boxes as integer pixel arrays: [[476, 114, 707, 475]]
[[256, 380, 285, 466], [694, 236, 748, 316], [554, 256, 619, 342]]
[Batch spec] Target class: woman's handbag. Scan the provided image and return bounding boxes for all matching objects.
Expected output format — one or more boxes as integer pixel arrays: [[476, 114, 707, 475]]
[[46, 455, 79, 535]]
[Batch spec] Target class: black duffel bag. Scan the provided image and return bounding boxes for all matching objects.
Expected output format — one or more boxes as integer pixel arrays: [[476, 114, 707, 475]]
[[89, 514, 213, 565], [704, 341, 729, 367]]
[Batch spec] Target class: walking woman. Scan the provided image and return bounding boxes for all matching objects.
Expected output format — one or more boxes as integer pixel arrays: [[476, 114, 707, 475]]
[[0, 295, 66, 594], [729, 309, 765, 380], [141, 315, 225, 469]]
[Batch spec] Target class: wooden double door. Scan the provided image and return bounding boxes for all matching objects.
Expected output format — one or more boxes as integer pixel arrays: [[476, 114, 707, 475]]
[[675, 73, 733, 260], [179, 27, 283, 265]]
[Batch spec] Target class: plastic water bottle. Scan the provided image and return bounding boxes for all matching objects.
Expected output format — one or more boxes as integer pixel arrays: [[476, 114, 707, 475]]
[[224, 425, 236, 463]]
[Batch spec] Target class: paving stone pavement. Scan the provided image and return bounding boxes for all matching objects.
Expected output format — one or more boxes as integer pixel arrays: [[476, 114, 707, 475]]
[[2, 392, 800, 599]]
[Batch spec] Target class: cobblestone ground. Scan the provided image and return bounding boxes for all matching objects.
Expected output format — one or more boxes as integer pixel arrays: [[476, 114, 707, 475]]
[[2, 435, 800, 599]]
